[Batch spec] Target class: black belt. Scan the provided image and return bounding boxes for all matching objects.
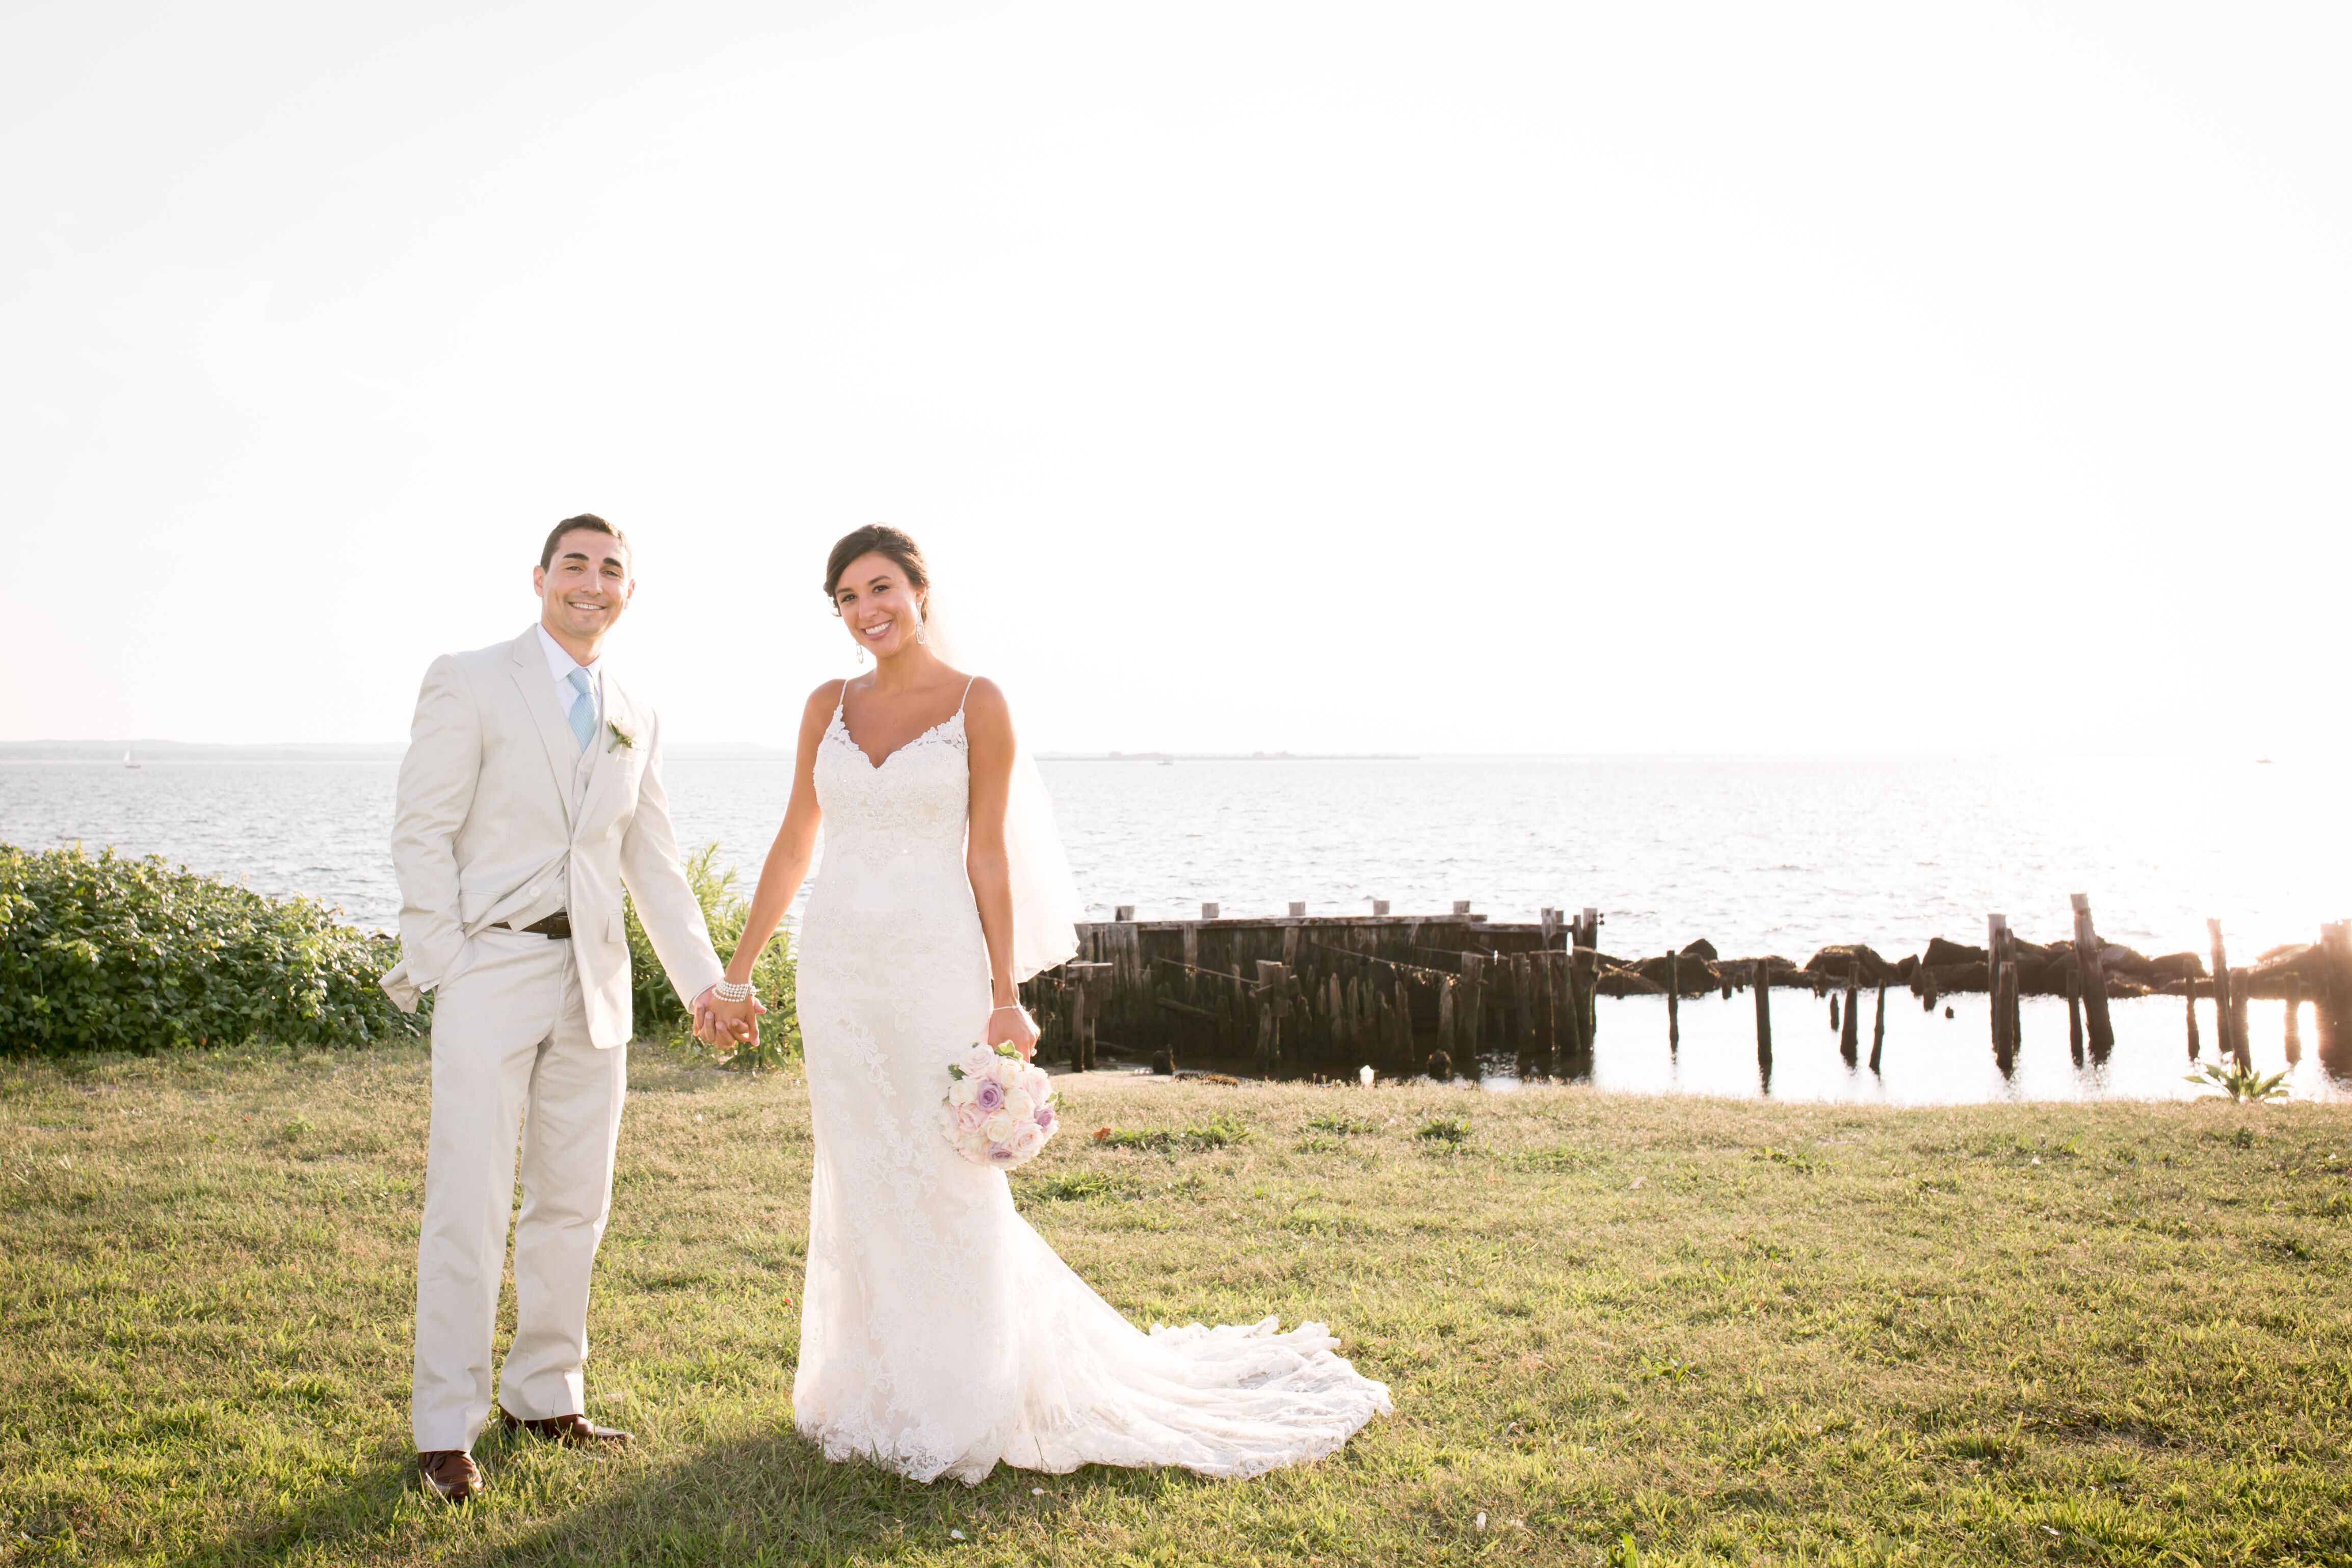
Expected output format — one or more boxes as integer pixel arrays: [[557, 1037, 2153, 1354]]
[[496, 910, 572, 940]]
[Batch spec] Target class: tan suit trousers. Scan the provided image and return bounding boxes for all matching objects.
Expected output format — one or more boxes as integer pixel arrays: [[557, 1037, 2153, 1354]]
[[411, 927, 627, 1453]]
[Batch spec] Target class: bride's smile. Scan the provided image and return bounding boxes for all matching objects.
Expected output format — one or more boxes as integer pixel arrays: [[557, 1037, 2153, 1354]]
[[832, 557, 925, 660]]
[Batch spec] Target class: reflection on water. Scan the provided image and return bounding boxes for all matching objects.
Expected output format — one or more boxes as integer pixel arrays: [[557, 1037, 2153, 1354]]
[[1119, 993, 2350, 1105], [1491, 991, 2349, 1103]]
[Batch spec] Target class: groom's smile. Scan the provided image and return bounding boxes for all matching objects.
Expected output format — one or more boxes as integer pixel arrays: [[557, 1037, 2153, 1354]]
[[533, 526, 635, 661]]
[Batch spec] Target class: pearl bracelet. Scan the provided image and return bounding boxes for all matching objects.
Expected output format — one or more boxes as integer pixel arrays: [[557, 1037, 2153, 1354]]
[[992, 1004, 1026, 1012], [713, 979, 755, 1002]]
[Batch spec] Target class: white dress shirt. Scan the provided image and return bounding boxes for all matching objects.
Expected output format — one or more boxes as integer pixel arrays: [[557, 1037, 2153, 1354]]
[[535, 624, 603, 733]]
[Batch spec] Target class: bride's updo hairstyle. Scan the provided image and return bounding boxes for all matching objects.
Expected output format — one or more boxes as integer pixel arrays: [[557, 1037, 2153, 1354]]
[[824, 524, 930, 618]]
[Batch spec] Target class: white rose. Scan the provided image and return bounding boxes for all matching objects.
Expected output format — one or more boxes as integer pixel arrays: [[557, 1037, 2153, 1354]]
[[993, 1058, 1025, 1089], [948, 1077, 979, 1107], [982, 1111, 1016, 1145], [1002, 1088, 1036, 1124]]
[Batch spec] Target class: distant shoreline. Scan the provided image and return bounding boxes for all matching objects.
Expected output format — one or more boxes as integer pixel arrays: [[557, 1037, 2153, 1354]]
[[0, 741, 1426, 764], [1038, 752, 1420, 763]]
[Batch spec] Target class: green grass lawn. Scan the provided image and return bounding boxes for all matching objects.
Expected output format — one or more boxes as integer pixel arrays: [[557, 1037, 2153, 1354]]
[[5, 1045, 2351, 1566]]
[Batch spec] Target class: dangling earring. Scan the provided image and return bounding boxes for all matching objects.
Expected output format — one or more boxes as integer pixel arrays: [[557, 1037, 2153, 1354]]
[[916, 603, 927, 646], [856, 644, 868, 667]]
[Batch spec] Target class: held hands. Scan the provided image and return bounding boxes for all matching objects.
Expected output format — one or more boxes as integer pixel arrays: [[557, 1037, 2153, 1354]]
[[986, 1001, 1041, 1061], [692, 986, 768, 1049]]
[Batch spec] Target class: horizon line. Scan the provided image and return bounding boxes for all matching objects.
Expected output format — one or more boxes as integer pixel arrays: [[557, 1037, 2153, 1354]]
[[0, 738, 2325, 763]]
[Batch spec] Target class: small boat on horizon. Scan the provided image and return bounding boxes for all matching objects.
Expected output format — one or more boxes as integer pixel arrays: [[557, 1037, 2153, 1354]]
[[123, 751, 140, 769]]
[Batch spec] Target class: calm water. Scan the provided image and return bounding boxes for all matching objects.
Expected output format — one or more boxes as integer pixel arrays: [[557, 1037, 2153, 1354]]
[[5, 754, 2345, 1103]]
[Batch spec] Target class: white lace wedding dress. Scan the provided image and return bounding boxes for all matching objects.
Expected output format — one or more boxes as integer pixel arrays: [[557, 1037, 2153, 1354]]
[[790, 682, 1391, 1484]]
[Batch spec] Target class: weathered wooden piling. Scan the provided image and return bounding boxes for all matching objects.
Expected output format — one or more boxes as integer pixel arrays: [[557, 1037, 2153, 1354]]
[[2065, 969, 2084, 1068], [1995, 961, 2020, 1077], [2071, 894, 2116, 1061], [1666, 951, 1681, 1054], [2318, 922, 2352, 1076], [1868, 982, 1887, 1074], [1988, 915, 2014, 1064], [2185, 984, 2202, 1060], [2284, 976, 2303, 1065], [1839, 961, 1862, 1066], [1254, 960, 1288, 1072], [1458, 952, 1484, 1058], [2230, 968, 2252, 1072], [1065, 960, 1110, 1071], [1512, 953, 1536, 1076], [1754, 959, 1774, 1075], [2208, 920, 2244, 1069]]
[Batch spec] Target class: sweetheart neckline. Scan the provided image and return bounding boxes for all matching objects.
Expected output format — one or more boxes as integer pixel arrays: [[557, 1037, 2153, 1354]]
[[827, 708, 966, 772]]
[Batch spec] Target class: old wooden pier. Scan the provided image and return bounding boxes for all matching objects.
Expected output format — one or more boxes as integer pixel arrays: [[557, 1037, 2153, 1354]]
[[1013, 896, 2352, 1082]]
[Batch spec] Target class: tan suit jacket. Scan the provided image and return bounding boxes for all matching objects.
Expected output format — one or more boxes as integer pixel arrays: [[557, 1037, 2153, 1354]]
[[381, 625, 723, 1047]]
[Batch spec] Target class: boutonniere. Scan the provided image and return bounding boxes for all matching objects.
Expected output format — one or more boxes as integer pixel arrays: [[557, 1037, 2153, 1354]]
[[606, 720, 637, 753]]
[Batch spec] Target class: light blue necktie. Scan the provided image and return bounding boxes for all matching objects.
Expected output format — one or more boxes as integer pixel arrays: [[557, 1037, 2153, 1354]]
[[565, 669, 597, 753]]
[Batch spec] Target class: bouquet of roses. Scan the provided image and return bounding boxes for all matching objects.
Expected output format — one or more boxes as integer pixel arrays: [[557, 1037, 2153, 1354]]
[[942, 1042, 1059, 1170]]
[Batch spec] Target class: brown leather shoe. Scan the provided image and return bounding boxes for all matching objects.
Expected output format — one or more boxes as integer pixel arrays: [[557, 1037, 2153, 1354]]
[[500, 1408, 632, 1447], [417, 1449, 485, 1501]]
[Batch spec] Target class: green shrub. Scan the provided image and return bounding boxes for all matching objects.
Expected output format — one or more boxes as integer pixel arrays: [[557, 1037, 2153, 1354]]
[[623, 842, 799, 1064], [0, 843, 422, 1054], [1092, 1115, 1251, 1154], [1416, 1114, 1472, 1144]]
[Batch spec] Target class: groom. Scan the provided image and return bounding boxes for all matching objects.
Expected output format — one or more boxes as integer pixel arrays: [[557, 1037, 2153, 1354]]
[[382, 514, 762, 1501]]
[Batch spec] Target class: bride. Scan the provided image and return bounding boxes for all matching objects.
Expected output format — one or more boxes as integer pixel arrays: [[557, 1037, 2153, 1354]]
[[705, 524, 1390, 1484]]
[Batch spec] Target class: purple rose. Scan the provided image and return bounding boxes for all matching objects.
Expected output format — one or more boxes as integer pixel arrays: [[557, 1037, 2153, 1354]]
[[974, 1079, 1006, 1113], [987, 1143, 1018, 1163], [1034, 1103, 1055, 1131]]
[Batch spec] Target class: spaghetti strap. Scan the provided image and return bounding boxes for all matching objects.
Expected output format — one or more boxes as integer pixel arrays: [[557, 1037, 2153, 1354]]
[[957, 675, 977, 713], [833, 679, 852, 721]]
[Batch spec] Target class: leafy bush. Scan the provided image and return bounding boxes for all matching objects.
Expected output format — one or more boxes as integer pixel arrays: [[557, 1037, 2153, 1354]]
[[623, 842, 799, 1065], [1416, 1114, 1472, 1144], [0, 843, 422, 1054]]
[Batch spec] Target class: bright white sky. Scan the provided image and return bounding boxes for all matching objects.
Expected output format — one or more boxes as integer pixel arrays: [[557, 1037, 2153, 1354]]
[[4, 2, 2344, 755]]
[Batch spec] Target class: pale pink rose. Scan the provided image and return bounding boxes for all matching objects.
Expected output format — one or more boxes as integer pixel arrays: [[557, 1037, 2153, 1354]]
[[959, 1044, 996, 1076], [1009, 1123, 1047, 1159], [1020, 1066, 1051, 1100], [982, 1111, 1016, 1145], [957, 1102, 988, 1134]]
